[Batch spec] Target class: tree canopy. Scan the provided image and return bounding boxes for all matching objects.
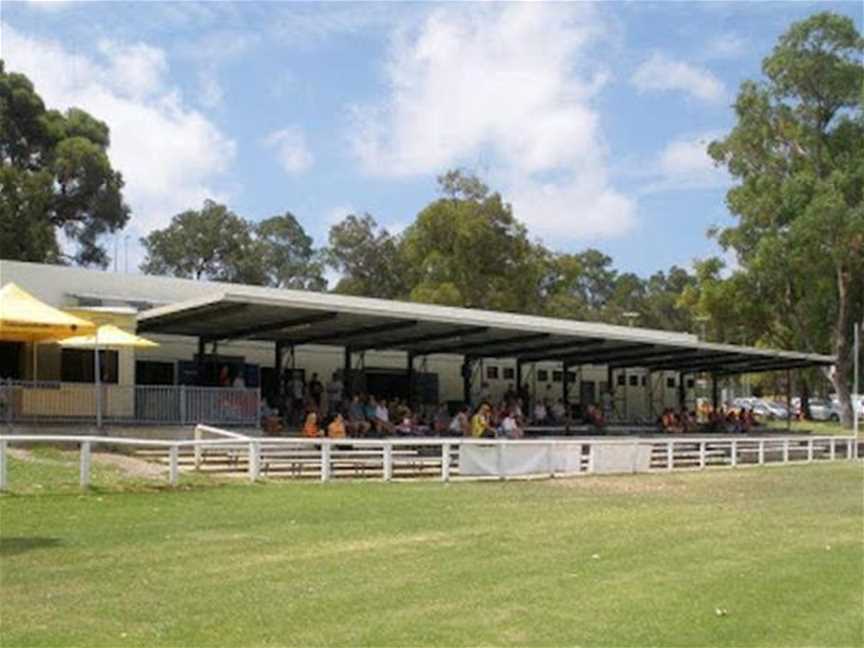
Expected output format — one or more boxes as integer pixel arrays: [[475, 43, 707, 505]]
[[706, 11, 863, 425], [139, 200, 326, 288], [0, 61, 130, 267]]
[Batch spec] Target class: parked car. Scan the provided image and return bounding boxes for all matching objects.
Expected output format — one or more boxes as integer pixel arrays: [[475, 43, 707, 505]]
[[745, 398, 789, 420], [806, 398, 840, 422]]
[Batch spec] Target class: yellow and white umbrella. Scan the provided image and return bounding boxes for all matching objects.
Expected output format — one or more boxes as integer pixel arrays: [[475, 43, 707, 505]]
[[0, 283, 96, 342], [60, 324, 159, 350], [60, 324, 159, 428]]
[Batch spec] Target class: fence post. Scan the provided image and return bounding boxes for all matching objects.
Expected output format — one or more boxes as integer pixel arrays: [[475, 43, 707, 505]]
[[586, 444, 595, 474], [441, 443, 451, 482], [194, 426, 202, 470], [731, 440, 737, 468], [0, 439, 7, 490], [320, 442, 331, 482], [665, 442, 673, 471], [169, 445, 179, 487], [547, 442, 555, 478], [699, 442, 706, 470], [383, 442, 393, 481], [758, 440, 765, 465], [80, 441, 91, 489], [807, 438, 814, 463], [783, 439, 789, 463], [830, 438, 836, 461], [179, 385, 187, 425], [248, 440, 260, 482]]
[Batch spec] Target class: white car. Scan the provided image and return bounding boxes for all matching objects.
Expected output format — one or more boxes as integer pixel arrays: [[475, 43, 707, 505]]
[[807, 398, 840, 422]]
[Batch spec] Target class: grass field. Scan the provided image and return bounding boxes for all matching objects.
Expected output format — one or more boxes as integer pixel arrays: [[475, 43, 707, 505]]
[[765, 419, 861, 437], [1, 454, 862, 647]]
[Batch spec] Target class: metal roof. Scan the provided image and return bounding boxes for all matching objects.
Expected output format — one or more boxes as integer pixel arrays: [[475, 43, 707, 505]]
[[136, 287, 835, 374]]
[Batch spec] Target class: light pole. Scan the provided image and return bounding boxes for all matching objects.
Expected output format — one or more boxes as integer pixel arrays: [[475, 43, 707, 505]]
[[694, 315, 710, 341]]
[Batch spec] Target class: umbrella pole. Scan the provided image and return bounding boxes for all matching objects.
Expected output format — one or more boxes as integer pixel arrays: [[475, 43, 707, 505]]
[[94, 336, 102, 430]]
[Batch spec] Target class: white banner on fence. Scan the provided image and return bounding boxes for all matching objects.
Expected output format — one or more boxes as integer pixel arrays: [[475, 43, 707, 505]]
[[459, 443, 584, 476]]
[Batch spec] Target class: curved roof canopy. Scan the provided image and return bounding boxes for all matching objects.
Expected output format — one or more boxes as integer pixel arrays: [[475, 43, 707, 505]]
[[137, 287, 835, 375]]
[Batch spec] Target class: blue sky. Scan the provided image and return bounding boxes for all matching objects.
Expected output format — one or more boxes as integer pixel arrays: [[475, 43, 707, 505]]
[[2, 1, 860, 279]]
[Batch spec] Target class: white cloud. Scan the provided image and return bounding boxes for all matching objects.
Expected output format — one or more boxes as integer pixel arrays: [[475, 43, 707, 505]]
[[704, 33, 748, 60], [21, 0, 73, 9], [640, 132, 729, 193], [262, 127, 314, 174], [197, 71, 224, 109], [348, 3, 635, 241], [631, 52, 725, 103], [1, 23, 237, 260], [324, 205, 355, 225]]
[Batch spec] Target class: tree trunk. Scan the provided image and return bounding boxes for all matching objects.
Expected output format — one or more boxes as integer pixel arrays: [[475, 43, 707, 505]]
[[831, 265, 853, 428]]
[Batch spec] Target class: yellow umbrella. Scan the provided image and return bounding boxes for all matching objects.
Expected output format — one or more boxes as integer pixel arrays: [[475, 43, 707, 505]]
[[59, 324, 158, 429], [0, 283, 96, 342], [60, 324, 159, 349]]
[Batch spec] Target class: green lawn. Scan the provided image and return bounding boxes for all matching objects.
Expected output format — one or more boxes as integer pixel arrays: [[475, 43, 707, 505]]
[[765, 418, 861, 437], [1, 456, 862, 647]]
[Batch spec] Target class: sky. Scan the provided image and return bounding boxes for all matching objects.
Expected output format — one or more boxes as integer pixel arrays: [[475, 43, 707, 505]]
[[1, 0, 861, 280]]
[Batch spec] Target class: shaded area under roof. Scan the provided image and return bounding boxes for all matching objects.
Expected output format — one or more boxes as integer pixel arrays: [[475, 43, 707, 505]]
[[136, 288, 835, 375]]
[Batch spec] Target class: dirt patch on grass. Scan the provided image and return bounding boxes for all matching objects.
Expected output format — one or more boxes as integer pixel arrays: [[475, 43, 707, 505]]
[[7, 448, 164, 479], [91, 452, 165, 479]]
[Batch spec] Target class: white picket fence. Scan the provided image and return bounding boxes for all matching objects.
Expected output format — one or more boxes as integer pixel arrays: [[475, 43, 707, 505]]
[[0, 425, 858, 490]]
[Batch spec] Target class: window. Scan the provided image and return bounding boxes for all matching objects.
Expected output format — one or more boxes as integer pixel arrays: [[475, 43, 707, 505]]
[[617, 374, 626, 386], [136, 361, 175, 385], [567, 371, 577, 383], [0, 342, 22, 379], [666, 377, 676, 388], [537, 369, 549, 382], [552, 371, 563, 383], [486, 366, 499, 380], [641, 376, 647, 386], [61, 349, 119, 383], [503, 367, 515, 380], [629, 375, 639, 386], [686, 378, 695, 389]]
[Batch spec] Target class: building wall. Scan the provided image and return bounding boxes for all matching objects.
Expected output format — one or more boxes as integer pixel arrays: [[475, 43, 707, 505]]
[[0, 260, 691, 417]]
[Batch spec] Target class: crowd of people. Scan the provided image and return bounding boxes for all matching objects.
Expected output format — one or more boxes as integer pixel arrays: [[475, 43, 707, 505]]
[[659, 406, 761, 434], [262, 370, 772, 439]]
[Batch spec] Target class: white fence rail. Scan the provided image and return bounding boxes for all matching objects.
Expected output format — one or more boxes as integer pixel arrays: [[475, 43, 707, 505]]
[[0, 428, 857, 491], [0, 380, 260, 426]]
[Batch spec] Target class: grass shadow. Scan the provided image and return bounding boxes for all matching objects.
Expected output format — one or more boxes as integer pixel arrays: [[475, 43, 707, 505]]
[[0, 537, 62, 556]]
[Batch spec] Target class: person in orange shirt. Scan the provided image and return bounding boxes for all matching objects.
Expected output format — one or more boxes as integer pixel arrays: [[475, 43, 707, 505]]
[[327, 413, 347, 439], [302, 411, 320, 438]]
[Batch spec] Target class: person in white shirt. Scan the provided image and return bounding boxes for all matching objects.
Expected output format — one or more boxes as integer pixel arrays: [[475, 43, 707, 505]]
[[551, 399, 566, 423], [500, 410, 523, 439], [533, 401, 548, 424]]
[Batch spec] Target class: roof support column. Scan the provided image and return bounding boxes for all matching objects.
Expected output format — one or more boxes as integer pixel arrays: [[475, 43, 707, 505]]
[[647, 371, 654, 421], [786, 369, 792, 432], [462, 357, 473, 405], [196, 337, 206, 386], [274, 341, 284, 414], [678, 372, 686, 412], [515, 360, 523, 395], [562, 362, 571, 433], [344, 347, 353, 399], [711, 373, 719, 414], [406, 352, 415, 405]]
